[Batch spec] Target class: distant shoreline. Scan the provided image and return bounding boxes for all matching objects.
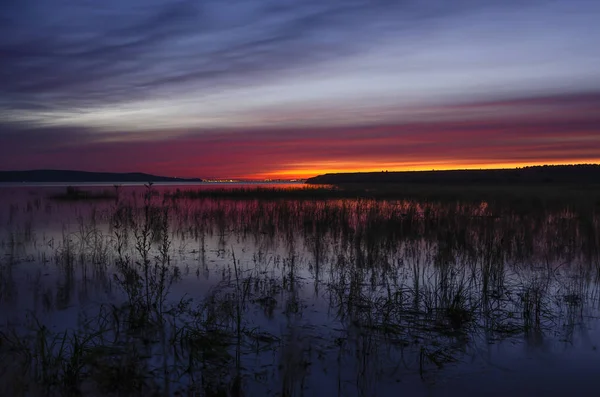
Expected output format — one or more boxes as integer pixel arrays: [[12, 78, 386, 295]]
[[0, 181, 305, 188], [0, 170, 203, 184], [305, 164, 600, 186]]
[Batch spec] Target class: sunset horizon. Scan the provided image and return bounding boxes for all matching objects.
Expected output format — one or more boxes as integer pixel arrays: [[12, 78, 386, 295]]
[[3, 161, 600, 181], [2, 1, 599, 179], [2, 93, 600, 179]]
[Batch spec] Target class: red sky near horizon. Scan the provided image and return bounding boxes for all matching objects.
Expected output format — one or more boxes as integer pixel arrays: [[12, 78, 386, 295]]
[[2, 1, 600, 179], [2, 94, 599, 179]]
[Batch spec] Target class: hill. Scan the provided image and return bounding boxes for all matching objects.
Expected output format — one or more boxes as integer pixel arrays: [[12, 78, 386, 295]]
[[305, 165, 600, 185], [0, 170, 203, 183]]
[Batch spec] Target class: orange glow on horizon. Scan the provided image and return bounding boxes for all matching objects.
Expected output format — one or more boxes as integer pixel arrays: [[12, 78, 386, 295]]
[[248, 159, 600, 180]]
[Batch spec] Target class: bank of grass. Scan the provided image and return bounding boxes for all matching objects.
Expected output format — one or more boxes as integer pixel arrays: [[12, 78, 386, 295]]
[[49, 186, 117, 201], [164, 183, 600, 209], [328, 182, 600, 203]]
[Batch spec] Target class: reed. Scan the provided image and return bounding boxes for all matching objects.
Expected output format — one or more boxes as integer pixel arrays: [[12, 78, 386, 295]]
[[0, 186, 598, 395]]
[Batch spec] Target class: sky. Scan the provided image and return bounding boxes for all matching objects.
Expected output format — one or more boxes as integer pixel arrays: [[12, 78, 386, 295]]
[[1, 0, 600, 179]]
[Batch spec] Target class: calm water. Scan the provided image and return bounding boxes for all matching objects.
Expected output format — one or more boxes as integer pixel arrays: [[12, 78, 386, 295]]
[[1, 184, 599, 396]]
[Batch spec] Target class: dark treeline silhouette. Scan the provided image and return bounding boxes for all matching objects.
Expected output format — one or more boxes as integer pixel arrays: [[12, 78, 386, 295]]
[[0, 169, 203, 183], [306, 164, 600, 185]]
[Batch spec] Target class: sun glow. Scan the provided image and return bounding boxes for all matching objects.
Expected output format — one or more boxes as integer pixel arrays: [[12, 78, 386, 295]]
[[252, 159, 600, 180]]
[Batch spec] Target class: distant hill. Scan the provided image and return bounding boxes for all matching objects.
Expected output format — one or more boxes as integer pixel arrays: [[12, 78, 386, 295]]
[[306, 165, 600, 185], [0, 170, 203, 183]]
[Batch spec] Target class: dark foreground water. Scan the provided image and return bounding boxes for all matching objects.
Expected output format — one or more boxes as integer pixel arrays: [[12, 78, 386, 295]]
[[1, 184, 600, 396]]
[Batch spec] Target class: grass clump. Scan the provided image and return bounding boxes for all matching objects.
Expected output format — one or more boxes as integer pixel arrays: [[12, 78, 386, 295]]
[[50, 186, 117, 201]]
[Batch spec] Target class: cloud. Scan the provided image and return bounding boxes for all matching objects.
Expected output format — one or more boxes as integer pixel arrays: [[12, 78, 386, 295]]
[[1, 92, 599, 178], [1, 0, 599, 168], [1, 0, 575, 119]]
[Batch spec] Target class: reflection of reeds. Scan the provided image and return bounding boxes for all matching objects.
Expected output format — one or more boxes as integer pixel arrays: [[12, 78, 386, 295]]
[[1, 187, 599, 394]]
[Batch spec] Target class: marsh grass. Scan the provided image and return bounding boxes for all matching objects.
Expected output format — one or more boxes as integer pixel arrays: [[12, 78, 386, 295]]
[[1, 186, 599, 395], [167, 183, 600, 205], [50, 186, 117, 201]]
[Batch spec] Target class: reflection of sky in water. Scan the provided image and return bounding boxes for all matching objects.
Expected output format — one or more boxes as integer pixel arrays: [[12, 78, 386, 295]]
[[1, 185, 600, 395]]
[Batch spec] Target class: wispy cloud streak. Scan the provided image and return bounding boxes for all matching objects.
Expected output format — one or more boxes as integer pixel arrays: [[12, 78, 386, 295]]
[[1, 93, 598, 178]]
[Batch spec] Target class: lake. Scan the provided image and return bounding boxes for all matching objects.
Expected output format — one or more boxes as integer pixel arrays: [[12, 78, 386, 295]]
[[1, 183, 599, 396]]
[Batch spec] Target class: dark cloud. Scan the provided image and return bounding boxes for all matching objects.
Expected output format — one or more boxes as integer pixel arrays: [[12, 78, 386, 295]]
[[0, 124, 114, 155], [0, 0, 528, 113]]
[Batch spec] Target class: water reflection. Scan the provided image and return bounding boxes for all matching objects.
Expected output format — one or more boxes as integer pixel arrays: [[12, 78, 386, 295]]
[[0, 185, 599, 396]]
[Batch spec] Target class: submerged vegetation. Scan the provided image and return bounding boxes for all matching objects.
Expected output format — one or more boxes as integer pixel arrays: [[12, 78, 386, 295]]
[[1, 185, 600, 396]]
